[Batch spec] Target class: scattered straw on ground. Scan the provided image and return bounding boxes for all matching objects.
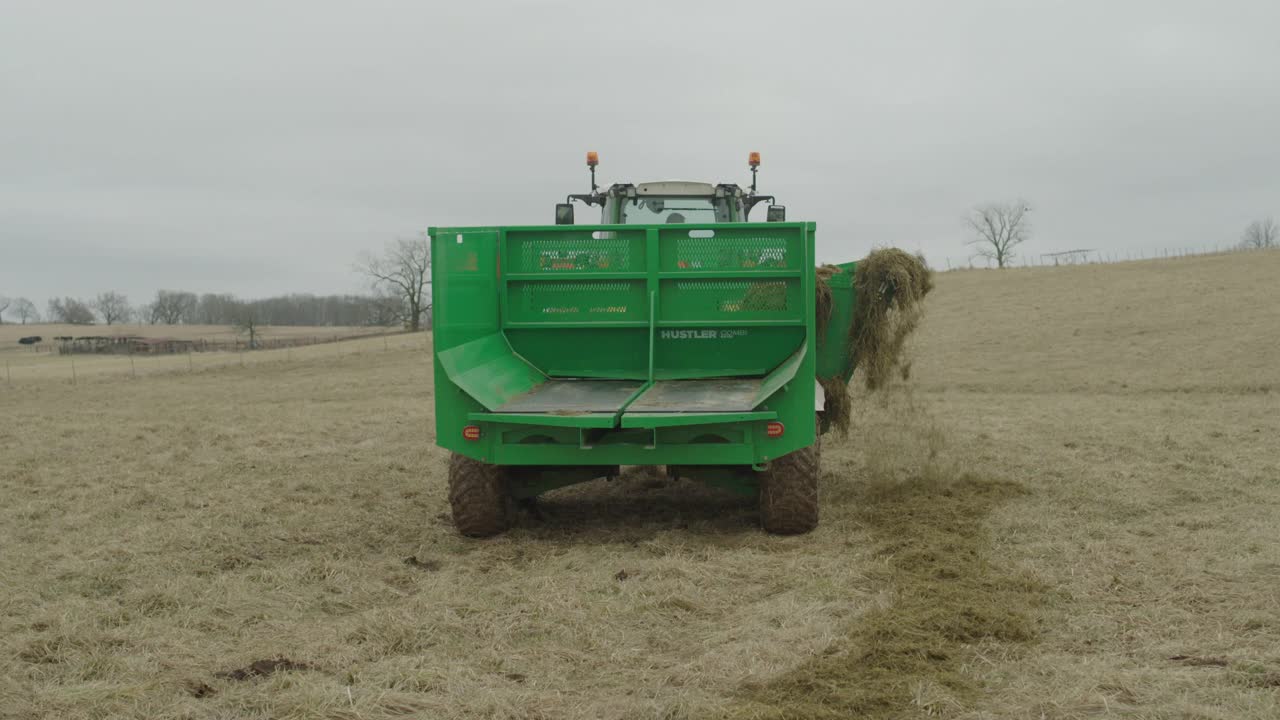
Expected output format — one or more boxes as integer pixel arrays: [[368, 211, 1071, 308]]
[[734, 475, 1041, 719], [728, 388, 1044, 719], [4, 250, 1280, 719]]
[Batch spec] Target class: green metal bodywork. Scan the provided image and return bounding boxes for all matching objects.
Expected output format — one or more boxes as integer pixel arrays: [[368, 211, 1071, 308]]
[[428, 221, 857, 494]]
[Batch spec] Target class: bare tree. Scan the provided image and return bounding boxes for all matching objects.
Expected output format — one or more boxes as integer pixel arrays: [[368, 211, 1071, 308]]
[[93, 291, 132, 325], [967, 201, 1032, 268], [148, 290, 197, 324], [48, 297, 96, 324], [355, 237, 431, 331], [13, 297, 38, 324], [0, 295, 9, 324], [234, 307, 262, 349], [1241, 217, 1278, 249]]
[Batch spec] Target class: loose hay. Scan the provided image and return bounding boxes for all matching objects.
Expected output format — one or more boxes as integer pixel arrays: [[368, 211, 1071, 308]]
[[818, 375, 852, 436], [814, 264, 840, 340], [851, 248, 934, 391], [734, 474, 1042, 720], [814, 250, 933, 434], [741, 280, 788, 311]]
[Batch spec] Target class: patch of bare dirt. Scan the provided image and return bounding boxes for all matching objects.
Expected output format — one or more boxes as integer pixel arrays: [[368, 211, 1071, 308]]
[[216, 658, 314, 681]]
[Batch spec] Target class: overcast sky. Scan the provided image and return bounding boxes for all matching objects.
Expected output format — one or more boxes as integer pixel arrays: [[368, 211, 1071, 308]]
[[3, 1, 1278, 312]]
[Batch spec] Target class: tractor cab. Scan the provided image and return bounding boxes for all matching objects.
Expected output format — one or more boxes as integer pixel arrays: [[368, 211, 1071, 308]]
[[555, 152, 787, 226]]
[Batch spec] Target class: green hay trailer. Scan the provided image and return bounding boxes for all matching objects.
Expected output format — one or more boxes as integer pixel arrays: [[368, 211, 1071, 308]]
[[429, 154, 859, 536]]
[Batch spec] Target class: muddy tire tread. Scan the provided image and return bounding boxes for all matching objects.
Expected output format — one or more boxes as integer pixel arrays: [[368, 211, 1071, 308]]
[[759, 420, 820, 535], [448, 453, 511, 537]]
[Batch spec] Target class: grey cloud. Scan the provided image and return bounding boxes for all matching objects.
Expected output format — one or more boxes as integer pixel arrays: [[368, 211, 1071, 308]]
[[3, 0, 1278, 306]]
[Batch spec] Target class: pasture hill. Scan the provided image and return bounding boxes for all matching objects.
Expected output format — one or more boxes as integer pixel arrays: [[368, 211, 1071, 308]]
[[1, 249, 1277, 719]]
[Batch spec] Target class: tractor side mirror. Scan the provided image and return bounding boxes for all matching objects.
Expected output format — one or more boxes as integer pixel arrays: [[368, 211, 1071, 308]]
[[766, 205, 787, 222], [555, 203, 575, 225]]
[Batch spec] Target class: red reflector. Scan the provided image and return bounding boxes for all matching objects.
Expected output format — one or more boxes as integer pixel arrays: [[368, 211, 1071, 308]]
[[766, 421, 784, 438], [462, 425, 481, 441]]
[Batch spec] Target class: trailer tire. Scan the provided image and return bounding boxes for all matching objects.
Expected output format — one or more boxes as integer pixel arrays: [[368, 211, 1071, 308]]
[[759, 421, 820, 535], [448, 453, 511, 537]]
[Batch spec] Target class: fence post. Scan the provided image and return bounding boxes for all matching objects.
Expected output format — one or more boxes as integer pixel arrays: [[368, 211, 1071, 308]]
[[188, 351, 193, 372], [130, 353, 136, 379], [71, 356, 77, 386]]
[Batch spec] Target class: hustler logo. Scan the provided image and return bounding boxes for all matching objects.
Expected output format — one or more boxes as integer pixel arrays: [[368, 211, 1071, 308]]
[[660, 329, 749, 340]]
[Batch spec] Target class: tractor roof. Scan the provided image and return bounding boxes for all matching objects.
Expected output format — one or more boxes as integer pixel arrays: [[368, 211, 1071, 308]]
[[633, 181, 717, 196]]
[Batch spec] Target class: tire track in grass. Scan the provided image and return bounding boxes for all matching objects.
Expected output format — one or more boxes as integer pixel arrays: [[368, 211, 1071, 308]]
[[731, 474, 1044, 719]]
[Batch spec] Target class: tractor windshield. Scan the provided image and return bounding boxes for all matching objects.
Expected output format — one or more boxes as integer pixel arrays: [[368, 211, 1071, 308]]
[[621, 196, 731, 224]]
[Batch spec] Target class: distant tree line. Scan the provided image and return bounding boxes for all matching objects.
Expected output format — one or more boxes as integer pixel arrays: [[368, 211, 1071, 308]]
[[138, 290, 406, 327], [2, 236, 433, 329], [2, 291, 413, 328], [0, 295, 52, 325]]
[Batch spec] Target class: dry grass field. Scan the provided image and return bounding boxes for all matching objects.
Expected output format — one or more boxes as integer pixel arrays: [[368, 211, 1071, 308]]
[[2, 250, 1278, 719], [0, 324, 405, 383], [0, 323, 390, 347]]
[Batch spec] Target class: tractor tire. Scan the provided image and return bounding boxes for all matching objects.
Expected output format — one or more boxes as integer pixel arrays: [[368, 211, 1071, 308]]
[[758, 420, 820, 535], [447, 453, 511, 538]]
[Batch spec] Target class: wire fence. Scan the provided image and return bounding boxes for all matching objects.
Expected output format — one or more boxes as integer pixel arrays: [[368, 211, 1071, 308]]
[[1, 331, 431, 387], [14, 329, 412, 356], [937, 243, 1273, 271]]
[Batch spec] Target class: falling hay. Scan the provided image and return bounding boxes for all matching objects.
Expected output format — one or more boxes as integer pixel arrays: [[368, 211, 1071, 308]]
[[852, 248, 934, 391], [818, 374, 852, 435], [848, 249, 933, 389], [815, 249, 933, 435]]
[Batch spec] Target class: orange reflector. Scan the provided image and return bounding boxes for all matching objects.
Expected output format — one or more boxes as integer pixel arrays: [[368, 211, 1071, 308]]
[[586, 151, 599, 167], [748, 151, 761, 167], [766, 421, 784, 438], [462, 425, 481, 441]]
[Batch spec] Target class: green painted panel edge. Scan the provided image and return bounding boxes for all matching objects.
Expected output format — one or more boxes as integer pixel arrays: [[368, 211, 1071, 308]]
[[752, 341, 806, 408], [468, 412, 617, 429], [620, 411, 777, 429], [816, 260, 859, 380], [437, 333, 546, 411]]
